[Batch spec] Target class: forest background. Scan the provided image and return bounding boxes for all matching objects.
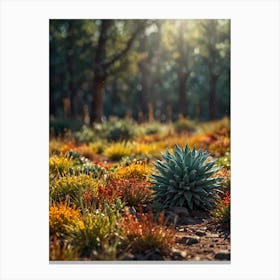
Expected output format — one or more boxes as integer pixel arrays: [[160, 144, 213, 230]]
[[50, 19, 230, 128]]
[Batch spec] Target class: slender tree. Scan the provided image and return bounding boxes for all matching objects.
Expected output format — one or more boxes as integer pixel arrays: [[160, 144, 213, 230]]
[[67, 20, 76, 118], [206, 20, 218, 120], [199, 20, 227, 120], [92, 20, 147, 122], [177, 21, 189, 116]]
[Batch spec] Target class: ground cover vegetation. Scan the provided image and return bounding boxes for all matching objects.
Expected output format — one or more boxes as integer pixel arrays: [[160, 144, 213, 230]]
[[49, 117, 230, 261], [49, 19, 230, 261]]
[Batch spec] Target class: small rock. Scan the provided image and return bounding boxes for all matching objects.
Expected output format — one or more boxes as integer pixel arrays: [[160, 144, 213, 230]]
[[179, 236, 200, 245], [171, 248, 187, 259], [186, 237, 200, 245], [207, 233, 219, 238], [214, 252, 230, 260], [195, 230, 206, 237]]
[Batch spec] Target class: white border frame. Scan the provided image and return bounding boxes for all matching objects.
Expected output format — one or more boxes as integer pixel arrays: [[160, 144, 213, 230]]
[[1, 0, 279, 279]]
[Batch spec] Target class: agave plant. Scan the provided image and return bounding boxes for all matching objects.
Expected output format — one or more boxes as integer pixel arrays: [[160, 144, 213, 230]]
[[150, 144, 223, 210]]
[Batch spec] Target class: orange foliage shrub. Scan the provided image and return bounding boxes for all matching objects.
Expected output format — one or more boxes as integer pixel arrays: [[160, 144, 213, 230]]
[[121, 208, 175, 253], [108, 178, 152, 206], [97, 185, 122, 206], [208, 136, 230, 156], [76, 145, 96, 160], [60, 142, 77, 154], [212, 191, 230, 225]]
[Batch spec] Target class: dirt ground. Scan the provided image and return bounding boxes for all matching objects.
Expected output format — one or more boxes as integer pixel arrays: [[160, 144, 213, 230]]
[[124, 208, 230, 261]]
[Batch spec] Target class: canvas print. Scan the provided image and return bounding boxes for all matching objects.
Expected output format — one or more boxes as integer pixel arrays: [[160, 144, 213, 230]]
[[49, 19, 230, 261]]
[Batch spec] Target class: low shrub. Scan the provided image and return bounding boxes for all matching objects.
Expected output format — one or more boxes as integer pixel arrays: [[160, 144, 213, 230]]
[[49, 155, 75, 177], [81, 190, 99, 209], [50, 174, 101, 205], [69, 163, 106, 179], [198, 118, 230, 137], [212, 167, 231, 191], [212, 191, 230, 226], [208, 136, 230, 156], [49, 139, 64, 155], [216, 152, 231, 169], [113, 162, 152, 180], [97, 185, 123, 207], [50, 118, 84, 137], [75, 145, 96, 161], [94, 161, 114, 170], [107, 178, 152, 206], [136, 132, 168, 144], [121, 208, 174, 254], [67, 150, 84, 163], [93, 118, 136, 142], [134, 143, 161, 157], [104, 119, 136, 141], [74, 125, 96, 143], [60, 143, 77, 154], [141, 122, 166, 135], [104, 142, 133, 160], [212, 117, 230, 137], [174, 115, 197, 134], [186, 134, 215, 150], [49, 203, 81, 237], [49, 235, 77, 261], [67, 204, 122, 259], [88, 141, 106, 154]]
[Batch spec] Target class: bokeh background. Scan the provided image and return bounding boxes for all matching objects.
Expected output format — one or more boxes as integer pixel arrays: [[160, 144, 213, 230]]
[[50, 19, 230, 130]]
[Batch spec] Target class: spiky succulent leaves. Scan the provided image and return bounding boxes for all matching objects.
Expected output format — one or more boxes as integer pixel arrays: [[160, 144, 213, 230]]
[[150, 145, 223, 210]]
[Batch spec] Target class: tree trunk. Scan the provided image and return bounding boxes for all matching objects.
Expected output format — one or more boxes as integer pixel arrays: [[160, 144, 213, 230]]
[[178, 22, 188, 117], [209, 73, 218, 120], [50, 74, 56, 117], [178, 69, 188, 117], [92, 75, 107, 122], [91, 20, 147, 122], [138, 31, 149, 120], [206, 20, 218, 120], [67, 21, 76, 119], [139, 73, 149, 121], [91, 20, 112, 122]]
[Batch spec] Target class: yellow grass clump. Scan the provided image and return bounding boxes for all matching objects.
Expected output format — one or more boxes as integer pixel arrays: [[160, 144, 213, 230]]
[[49, 155, 75, 176], [104, 142, 133, 160], [113, 162, 152, 180], [133, 142, 163, 156], [49, 203, 81, 236]]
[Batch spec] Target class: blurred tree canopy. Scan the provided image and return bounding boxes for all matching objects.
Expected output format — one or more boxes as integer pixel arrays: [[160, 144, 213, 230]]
[[50, 19, 230, 123]]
